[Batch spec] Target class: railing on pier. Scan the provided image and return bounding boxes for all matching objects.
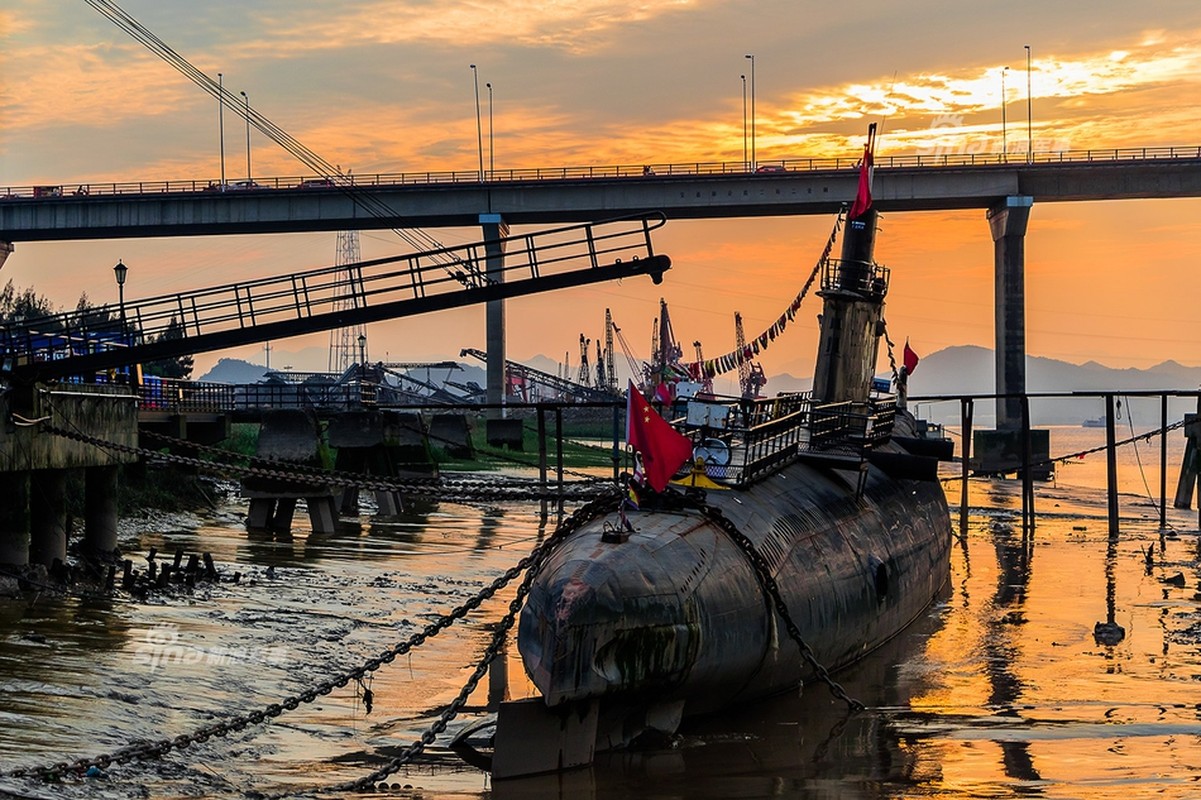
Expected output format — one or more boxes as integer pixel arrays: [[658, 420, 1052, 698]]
[[5, 145, 1201, 199]]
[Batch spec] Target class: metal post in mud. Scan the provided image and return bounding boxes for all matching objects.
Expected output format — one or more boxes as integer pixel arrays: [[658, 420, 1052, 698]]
[[1020, 394, 1034, 537], [960, 398, 973, 539], [1105, 394, 1119, 537], [537, 406, 548, 492], [612, 402, 621, 483], [1160, 394, 1168, 529], [555, 407, 564, 494]]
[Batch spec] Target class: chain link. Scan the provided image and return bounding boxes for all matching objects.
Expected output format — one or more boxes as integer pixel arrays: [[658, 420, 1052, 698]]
[[679, 492, 864, 712], [42, 424, 610, 503], [0, 490, 619, 785]]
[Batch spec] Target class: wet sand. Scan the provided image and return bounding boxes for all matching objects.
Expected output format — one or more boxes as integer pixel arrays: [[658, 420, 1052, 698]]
[[1, 425, 1200, 799]]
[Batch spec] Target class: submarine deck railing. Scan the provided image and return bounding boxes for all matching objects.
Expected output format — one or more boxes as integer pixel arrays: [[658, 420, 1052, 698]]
[[674, 392, 897, 486]]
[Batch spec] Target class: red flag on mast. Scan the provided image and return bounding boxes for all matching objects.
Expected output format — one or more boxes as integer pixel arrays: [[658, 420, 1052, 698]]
[[903, 339, 920, 375], [626, 380, 693, 492], [848, 145, 873, 220]]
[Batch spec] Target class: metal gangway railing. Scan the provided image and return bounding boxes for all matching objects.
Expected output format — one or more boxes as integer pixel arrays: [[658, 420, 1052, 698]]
[[0, 214, 670, 382], [672, 391, 898, 486]]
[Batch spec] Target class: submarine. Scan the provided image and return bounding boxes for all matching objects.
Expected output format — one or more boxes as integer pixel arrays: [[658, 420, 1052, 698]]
[[499, 130, 953, 775]]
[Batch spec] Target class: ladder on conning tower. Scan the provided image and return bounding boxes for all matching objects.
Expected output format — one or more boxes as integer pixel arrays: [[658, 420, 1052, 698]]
[[0, 214, 671, 383]]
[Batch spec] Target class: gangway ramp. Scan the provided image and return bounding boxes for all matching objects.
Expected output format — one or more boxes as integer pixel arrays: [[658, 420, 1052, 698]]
[[0, 215, 670, 382]]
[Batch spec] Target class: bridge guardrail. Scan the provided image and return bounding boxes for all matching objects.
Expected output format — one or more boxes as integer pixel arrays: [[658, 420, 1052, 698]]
[[4, 146, 1201, 200]]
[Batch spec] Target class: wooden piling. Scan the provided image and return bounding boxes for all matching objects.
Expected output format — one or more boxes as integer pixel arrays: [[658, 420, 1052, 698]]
[[1105, 394, 1119, 538], [960, 398, 973, 539], [1160, 394, 1168, 529]]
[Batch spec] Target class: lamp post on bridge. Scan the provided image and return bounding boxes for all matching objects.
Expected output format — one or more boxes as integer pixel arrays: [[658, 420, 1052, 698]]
[[741, 73, 748, 171], [218, 72, 226, 190], [486, 81, 494, 179], [744, 54, 756, 171], [1025, 45, 1033, 163], [113, 259, 128, 338], [358, 333, 367, 376], [470, 64, 484, 182], [240, 90, 251, 182], [1001, 66, 1009, 163]]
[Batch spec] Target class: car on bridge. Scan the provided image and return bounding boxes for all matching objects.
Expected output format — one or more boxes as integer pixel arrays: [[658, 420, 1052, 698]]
[[754, 164, 787, 174], [298, 178, 336, 189], [228, 179, 270, 191]]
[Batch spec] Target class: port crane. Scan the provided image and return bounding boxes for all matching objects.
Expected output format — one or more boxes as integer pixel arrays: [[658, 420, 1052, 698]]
[[733, 311, 767, 399]]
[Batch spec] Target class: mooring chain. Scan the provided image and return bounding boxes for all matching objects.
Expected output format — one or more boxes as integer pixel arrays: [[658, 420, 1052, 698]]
[[880, 319, 899, 385], [319, 490, 623, 795], [937, 418, 1189, 485], [41, 424, 609, 502], [684, 495, 864, 712], [0, 492, 621, 786]]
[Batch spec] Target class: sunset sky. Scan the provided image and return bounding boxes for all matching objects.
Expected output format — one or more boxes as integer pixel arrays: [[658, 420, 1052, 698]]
[[3, 1, 1201, 388]]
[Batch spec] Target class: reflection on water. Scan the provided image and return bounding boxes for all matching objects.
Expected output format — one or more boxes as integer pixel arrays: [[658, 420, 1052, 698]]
[[1, 455, 1200, 799]]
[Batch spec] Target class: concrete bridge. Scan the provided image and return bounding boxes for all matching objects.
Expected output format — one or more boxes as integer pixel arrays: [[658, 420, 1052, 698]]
[[3, 149, 1201, 240]]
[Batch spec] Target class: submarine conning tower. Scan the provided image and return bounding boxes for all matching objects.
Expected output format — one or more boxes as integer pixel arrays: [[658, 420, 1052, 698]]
[[811, 206, 890, 405]]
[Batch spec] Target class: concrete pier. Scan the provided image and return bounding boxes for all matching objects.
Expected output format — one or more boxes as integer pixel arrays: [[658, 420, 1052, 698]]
[[481, 214, 509, 420], [30, 469, 68, 566], [988, 196, 1033, 430], [242, 409, 338, 535], [1, 385, 137, 565], [84, 464, 119, 555], [326, 410, 428, 516], [0, 473, 31, 566]]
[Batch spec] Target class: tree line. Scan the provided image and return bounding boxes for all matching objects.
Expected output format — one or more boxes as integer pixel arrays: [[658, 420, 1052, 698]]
[[0, 279, 193, 379]]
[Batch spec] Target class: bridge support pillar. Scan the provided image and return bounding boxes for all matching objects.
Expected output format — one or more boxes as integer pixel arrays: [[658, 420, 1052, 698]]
[[0, 241, 13, 271], [242, 410, 337, 536], [0, 472, 31, 566], [84, 464, 120, 555], [30, 469, 68, 566], [481, 214, 509, 420], [988, 196, 1033, 431]]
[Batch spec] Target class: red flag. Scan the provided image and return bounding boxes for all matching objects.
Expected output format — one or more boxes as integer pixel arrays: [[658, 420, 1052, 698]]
[[848, 145, 873, 220], [903, 339, 920, 375], [626, 380, 693, 492]]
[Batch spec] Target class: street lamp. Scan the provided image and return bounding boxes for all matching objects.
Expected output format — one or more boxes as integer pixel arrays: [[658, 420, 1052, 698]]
[[741, 74, 748, 171], [113, 259, 128, 334], [240, 90, 251, 182], [218, 72, 226, 190], [744, 54, 756, 170], [1001, 66, 1009, 162], [470, 64, 484, 182], [1025, 45, 1033, 163], [486, 82, 494, 179], [357, 333, 367, 372]]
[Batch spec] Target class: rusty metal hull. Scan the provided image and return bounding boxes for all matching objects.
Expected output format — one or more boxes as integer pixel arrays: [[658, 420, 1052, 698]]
[[518, 416, 951, 716]]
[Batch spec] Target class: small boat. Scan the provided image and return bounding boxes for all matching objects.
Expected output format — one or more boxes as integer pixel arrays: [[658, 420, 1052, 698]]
[[1081, 417, 1106, 428], [494, 127, 954, 777]]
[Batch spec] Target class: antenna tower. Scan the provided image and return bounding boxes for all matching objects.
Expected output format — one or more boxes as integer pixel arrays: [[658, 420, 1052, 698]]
[[328, 230, 368, 373]]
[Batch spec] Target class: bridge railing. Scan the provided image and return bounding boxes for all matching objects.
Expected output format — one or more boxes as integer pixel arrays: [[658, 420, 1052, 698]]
[[5, 145, 1201, 199], [0, 214, 667, 375]]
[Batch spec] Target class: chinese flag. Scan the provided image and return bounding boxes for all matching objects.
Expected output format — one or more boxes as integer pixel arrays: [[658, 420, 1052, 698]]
[[848, 145, 873, 220], [903, 339, 920, 375], [626, 380, 693, 492]]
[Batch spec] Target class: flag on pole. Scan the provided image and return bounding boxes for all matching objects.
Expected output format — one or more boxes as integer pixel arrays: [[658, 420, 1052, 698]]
[[903, 339, 920, 375], [848, 145, 873, 220], [626, 380, 693, 492]]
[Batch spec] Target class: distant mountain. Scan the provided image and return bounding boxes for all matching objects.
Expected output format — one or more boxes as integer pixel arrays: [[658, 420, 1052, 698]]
[[899, 346, 1201, 425], [198, 358, 268, 384]]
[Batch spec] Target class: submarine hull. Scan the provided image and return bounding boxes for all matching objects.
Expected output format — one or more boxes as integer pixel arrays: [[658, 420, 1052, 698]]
[[518, 414, 952, 716]]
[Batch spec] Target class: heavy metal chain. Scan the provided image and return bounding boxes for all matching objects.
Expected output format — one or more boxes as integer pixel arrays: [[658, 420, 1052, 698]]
[[320, 491, 621, 795], [680, 492, 864, 712], [0, 491, 619, 786], [42, 424, 609, 503]]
